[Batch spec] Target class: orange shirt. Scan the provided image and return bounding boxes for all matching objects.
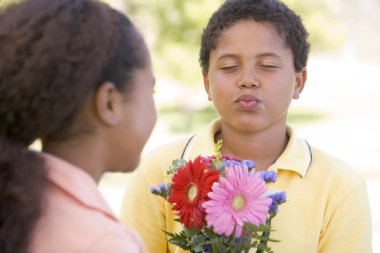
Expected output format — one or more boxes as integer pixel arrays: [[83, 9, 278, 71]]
[[30, 153, 146, 253]]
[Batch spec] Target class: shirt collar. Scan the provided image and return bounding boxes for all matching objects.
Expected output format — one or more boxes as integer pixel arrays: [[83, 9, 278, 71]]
[[185, 118, 312, 178], [41, 153, 117, 220], [270, 126, 312, 178]]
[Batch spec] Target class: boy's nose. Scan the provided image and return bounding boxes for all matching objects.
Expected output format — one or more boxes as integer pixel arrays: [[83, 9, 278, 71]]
[[238, 78, 259, 88], [238, 67, 259, 88]]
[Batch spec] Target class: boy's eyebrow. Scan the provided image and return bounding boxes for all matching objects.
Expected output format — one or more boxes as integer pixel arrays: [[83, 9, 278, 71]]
[[216, 53, 239, 61], [256, 52, 282, 60], [216, 52, 283, 61]]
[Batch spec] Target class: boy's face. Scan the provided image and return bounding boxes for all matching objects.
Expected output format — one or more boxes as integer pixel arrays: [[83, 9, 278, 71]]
[[203, 20, 306, 134]]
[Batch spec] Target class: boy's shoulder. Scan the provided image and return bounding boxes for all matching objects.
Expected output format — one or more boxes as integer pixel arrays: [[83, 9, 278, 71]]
[[307, 142, 364, 185], [146, 135, 193, 157], [134, 136, 195, 180], [141, 135, 195, 167], [309, 144, 353, 170]]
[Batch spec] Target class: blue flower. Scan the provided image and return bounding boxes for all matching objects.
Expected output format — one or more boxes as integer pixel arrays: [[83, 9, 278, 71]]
[[224, 159, 256, 172], [234, 237, 251, 243], [150, 186, 158, 194], [270, 191, 286, 204], [268, 191, 286, 213], [224, 160, 241, 167], [259, 171, 278, 183], [150, 183, 170, 198], [204, 244, 212, 252], [268, 203, 279, 213], [158, 183, 168, 192], [241, 160, 256, 170]]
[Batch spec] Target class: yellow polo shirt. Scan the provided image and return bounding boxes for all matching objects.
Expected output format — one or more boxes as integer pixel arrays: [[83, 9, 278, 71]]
[[121, 119, 372, 253]]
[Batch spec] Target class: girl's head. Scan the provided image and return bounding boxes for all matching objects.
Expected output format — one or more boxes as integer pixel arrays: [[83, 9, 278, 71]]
[[0, 0, 155, 149], [199, 0, 310, 73], [0, 0, 155, 251]]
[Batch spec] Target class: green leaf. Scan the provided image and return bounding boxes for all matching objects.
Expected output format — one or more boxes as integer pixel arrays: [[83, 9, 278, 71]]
[[190, 234, 207, 252], [184, 227, 201, 237], [162, 230, 191, 250], [167, 159, 187, 175]]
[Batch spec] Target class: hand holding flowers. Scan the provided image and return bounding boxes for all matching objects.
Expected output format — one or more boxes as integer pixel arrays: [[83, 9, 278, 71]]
[[151, 141, 286, 253]]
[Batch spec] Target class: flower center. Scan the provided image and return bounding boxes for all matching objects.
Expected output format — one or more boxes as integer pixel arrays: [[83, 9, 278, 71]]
[[232, 195, 245, 210], [187, 184, 198, 202]]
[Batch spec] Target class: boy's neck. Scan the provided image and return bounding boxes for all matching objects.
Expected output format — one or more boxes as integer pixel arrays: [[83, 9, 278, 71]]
[[215, 122, 289, 171]]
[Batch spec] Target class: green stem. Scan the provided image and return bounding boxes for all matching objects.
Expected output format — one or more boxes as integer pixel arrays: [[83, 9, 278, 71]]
[[256, 214, 273, 253]]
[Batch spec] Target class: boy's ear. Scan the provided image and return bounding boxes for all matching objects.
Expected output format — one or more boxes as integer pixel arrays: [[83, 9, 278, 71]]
[[94, 81, 122, 126], [202, 72, 212, 101], [293, 68, 307, 99]]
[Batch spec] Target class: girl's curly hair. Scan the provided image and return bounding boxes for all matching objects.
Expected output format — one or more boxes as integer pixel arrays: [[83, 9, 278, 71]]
[[199, 0, 310, 73], [0, 0, 146, 252]]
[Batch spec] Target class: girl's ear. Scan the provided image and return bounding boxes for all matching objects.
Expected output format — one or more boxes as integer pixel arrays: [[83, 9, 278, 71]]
[[293, 68, 307, 99], [94, 81, 123, 126], [203, 72, 212, 101]]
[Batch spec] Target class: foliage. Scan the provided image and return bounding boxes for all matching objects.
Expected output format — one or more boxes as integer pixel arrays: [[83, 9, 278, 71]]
[[125, 0, 223, 86], [283, 0, 347, 52], [164, 224, 277, 253], [0, 0, 20, 9]]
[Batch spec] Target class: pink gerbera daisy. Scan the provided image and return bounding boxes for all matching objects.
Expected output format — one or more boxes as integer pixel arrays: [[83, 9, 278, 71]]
[[202, 164, 272, 237]]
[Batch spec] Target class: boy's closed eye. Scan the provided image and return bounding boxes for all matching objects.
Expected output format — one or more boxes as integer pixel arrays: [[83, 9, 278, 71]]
[[220, 65, 240, 72], [259, 64, 279, 69]]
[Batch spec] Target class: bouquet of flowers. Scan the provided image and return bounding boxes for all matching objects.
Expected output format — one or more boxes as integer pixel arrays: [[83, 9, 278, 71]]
[[151, 141, 286, 253]]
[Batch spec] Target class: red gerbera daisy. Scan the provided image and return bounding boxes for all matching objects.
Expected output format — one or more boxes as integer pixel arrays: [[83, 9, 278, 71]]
[[167, 156, 220, 230]]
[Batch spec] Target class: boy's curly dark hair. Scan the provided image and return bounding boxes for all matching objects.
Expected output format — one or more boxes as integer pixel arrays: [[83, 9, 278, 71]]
[[199, 0, 310, 73], [0, 0, 145, 252]]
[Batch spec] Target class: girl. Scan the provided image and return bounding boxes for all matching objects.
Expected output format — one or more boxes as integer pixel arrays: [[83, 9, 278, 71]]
[[0, 0, 156, 252], [122, 0, 372, 252]]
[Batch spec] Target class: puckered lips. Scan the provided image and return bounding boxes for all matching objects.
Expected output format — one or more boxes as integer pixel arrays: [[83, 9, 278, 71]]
[[235, 95, 260, 111]]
